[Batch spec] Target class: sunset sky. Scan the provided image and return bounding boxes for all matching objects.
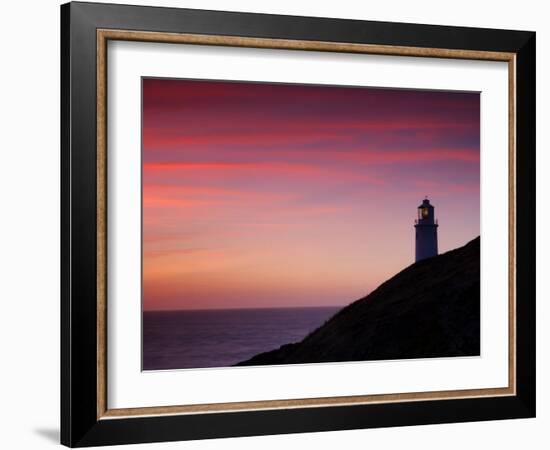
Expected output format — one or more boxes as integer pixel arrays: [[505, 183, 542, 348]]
[[142, 79, 480, 311]]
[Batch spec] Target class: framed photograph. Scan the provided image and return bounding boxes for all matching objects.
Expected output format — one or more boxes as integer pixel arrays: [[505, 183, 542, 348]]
[[61, 2, 536, 447]]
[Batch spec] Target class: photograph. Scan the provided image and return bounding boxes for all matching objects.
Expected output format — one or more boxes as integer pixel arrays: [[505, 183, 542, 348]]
[[141, 78, 481, 371], [56, 1, 537, 447]]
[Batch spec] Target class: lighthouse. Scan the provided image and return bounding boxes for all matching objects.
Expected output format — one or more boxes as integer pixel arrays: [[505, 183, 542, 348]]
[[414, 198, 438, 262]]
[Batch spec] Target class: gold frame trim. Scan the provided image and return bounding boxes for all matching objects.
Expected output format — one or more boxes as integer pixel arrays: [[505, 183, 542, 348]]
[[96, 29, 517, 420]]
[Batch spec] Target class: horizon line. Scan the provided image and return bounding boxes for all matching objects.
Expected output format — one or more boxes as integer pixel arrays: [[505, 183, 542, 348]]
[[143, 304, 344, 313]]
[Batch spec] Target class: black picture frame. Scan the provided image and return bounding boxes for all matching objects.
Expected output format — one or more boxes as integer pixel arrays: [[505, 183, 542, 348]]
[[61, 1, 536, 447]]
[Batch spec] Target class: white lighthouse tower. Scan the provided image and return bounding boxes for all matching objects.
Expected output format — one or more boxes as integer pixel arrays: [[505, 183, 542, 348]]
[[414, 198, 438, 262]]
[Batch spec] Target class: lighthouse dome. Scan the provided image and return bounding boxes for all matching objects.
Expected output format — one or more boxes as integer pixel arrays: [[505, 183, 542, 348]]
[[418, 198, 434, 209]]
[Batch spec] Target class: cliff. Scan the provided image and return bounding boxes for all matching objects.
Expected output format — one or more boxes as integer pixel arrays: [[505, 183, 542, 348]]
[[237, 237, 480, 366]]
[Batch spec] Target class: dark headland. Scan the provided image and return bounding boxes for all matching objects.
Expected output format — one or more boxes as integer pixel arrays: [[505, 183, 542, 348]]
[[236, 236, 480, 366]]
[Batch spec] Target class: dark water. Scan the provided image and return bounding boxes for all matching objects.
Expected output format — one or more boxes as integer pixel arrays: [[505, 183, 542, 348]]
[[143, 307, 339, 370]]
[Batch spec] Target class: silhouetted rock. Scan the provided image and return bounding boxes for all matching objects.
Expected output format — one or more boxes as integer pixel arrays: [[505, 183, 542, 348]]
[[237, 237, 480, 366]]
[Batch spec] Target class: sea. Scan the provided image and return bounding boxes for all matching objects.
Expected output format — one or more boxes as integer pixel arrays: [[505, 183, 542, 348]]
[[143, 306, 339, 370]]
